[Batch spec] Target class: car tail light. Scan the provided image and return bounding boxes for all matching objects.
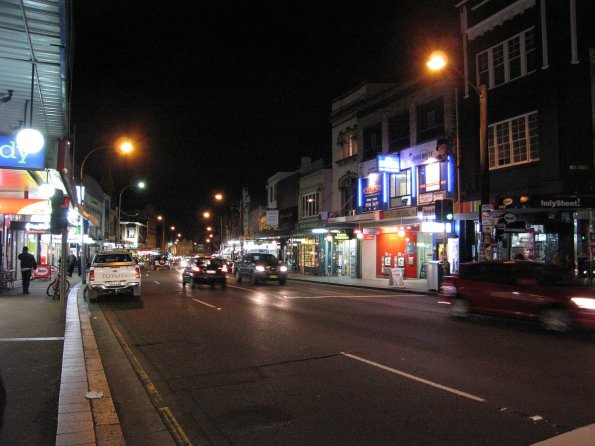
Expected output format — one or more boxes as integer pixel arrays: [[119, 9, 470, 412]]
[[89, 269, 94, 282], [192, 265, 201, 272], [135, 265, 141, 279]]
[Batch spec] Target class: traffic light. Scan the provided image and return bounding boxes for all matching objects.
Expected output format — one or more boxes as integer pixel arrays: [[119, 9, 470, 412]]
[[434, 199, 454, 223], [443, 198, 454, 222], [50, 189, 70, 234]]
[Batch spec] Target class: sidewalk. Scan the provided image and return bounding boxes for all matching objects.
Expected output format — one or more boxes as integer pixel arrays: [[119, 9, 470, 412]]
[[288, 271, 433, 294], [0, 274, 124, 446]]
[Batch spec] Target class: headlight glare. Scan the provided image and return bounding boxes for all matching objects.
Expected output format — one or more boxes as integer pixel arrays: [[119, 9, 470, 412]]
[[571, 297, 595, 310]]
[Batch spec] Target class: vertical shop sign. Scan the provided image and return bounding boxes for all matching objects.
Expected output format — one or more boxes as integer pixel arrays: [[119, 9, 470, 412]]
[[360, 175, 383, 212]]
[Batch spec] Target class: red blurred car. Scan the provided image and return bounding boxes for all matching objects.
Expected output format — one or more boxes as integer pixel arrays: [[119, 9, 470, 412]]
[[442, 261, 595, 332]]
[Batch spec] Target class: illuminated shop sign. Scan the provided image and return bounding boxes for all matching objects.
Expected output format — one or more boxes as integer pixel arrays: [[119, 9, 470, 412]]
[[358, 173, 387, 212], [378, 154, 400, 173], [0, 134, 46, 170], [498, 195, 594, 209]]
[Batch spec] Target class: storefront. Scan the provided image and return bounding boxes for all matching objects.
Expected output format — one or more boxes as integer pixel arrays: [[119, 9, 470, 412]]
[[289, 222, 359, 276], [492, 195, 594, 278]]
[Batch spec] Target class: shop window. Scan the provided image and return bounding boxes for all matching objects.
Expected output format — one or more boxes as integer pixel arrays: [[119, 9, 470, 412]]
[[416, 97, 444, 143], [475, 28, 536, 89], [337, 126, 358, 160], [301, 192, 320, 218], [488, 111, 539, 169], [339, 174, 357, 216], [363, 123, 382, 161], [388, 112, 410, 151], [389, 169, 411, 207]]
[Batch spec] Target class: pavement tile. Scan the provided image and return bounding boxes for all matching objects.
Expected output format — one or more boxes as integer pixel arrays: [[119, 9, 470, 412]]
[[55, 429, 96, 446]]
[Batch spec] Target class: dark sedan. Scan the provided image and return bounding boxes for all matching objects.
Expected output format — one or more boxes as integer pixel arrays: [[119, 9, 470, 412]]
[[182, 257, 227, 289], [235, 253, 287, 285]]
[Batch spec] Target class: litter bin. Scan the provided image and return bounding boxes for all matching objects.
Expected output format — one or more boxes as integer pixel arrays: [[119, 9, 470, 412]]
[[427, 260, 442, 291]]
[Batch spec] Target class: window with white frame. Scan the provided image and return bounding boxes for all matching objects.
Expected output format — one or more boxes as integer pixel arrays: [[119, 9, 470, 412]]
[[301, 192, 320, 218], [476, 28, 536, 89], [389, 169, 411, 208], [488, 111, 539, 169]]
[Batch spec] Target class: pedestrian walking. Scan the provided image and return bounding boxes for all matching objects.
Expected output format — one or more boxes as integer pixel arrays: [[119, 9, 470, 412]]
[[67, 251, 77, 277], [17, 246, 37, 294]]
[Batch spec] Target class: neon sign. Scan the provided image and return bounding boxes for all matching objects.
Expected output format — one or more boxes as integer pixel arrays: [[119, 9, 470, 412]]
[[0, 134, 46, 170]]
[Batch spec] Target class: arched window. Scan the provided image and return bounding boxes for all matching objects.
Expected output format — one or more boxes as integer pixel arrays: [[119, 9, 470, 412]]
[[339, 174, 358, 216]]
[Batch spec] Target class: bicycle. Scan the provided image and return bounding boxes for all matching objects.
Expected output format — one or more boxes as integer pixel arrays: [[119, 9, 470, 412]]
[[46, 271, 70, 300]]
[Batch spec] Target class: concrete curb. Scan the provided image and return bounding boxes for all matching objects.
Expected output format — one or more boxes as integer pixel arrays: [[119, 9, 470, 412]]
[[55, 284, 125, 446]]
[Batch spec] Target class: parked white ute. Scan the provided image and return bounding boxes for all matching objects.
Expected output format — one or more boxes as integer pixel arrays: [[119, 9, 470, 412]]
[[87, 249, 142, 301]]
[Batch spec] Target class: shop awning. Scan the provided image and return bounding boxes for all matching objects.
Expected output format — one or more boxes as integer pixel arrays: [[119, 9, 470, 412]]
[[0, 197, 48, 214]]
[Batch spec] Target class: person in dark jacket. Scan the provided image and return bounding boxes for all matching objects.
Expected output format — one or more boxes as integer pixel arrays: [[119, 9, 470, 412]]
[[17, 246, 37, 294]]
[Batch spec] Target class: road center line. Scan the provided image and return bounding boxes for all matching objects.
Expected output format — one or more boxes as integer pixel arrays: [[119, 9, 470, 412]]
[[192, 298, 221, 310], [341, 352, 485, 403]]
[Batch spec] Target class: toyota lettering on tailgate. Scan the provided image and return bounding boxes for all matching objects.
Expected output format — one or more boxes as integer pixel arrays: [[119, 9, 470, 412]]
[[105, 273, 123, 278]]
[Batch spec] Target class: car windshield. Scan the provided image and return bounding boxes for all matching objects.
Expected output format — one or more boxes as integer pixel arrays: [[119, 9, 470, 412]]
[[193, 258, 223, 268], [251, 254, 277, 265], [94, 253, 132, 264]]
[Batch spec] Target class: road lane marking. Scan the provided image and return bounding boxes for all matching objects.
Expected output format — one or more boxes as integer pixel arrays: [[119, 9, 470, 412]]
[[0, 337, 64, 341], [109, 322, 192, 445], [341, 352, 485, 403], [192, 298, 221, 310], [153, 281, 161, 285]]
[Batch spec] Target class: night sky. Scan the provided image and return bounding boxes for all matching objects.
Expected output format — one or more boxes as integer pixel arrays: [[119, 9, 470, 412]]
[[71, 1, 458, 237]]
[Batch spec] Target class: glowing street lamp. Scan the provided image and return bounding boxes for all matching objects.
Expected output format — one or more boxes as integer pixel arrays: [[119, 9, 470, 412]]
[[80, 139, 135, 181], [427, 50, 489, 260], [157, 215, 166, 251], [118, 181, 146, 247]]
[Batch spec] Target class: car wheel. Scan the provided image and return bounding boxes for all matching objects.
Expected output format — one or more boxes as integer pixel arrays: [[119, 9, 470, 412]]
[[279, 279, 286, 286], [539, 308, 571, 333], [191, 281, 196, 289], [250, 272, 257, 285], [182, 279, 186, 287], [450, 298, 470, 318], [236, 271, 242, 283], [210, 282, 215, 289], [221, 281, 227, 289]]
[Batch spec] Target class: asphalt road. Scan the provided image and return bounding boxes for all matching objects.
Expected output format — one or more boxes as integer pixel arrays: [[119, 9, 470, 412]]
[[89, 268, 595, 446]]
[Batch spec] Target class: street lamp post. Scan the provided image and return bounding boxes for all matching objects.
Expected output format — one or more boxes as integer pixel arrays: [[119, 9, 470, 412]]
[[78, 140, 134, 284], [427, 51, 490, 260], [157, 216, 165, 251], [118, 181, 145, 247]]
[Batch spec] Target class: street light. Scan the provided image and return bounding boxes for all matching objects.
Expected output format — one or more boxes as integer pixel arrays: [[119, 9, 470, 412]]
[[80, 140, 134, 181], [157, 215, 166, 251], [427, 51, 489, 260], [118, 181, 146, 247], [169, 226, 175, 245], [203, 210, 224, 253], [78, 139, 134, 284]]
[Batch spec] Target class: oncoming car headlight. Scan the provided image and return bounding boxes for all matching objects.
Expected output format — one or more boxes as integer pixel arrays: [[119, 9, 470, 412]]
[[571, 298, 595, 310], [255, 265, 265, 272], [279, 265, 288, 272]]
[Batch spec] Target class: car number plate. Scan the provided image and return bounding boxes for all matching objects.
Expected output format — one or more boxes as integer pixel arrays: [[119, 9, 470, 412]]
[[107, 281, 124, 286], [206, 270, 216, 274], [270, 275, 278, 279]]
